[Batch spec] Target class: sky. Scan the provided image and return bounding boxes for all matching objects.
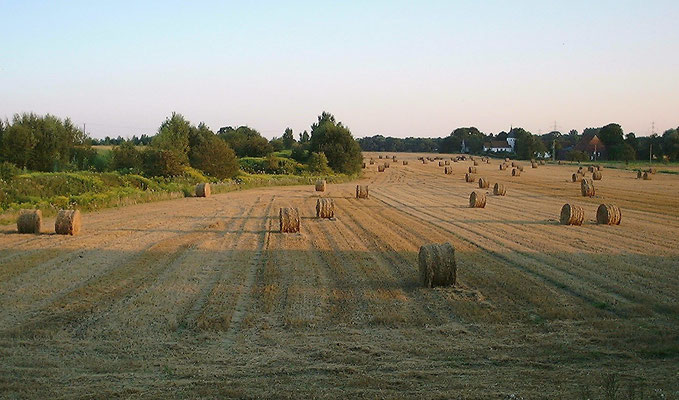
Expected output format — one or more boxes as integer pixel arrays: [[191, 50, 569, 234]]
[[1, 0, 678, 139]]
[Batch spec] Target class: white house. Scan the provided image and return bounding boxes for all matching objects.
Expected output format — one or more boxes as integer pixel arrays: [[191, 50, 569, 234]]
[[506, 131, 517, 151], [483, 140, 513, 153]]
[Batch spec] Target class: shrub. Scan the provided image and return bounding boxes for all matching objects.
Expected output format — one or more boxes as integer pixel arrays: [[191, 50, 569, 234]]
[[567, 150, 589, 162], [290, 143, 308, 162], [0, 162, 20, 182], [309, 112, 362, 174], [112, 141, 143, 170], [308, 152, 331, 174], [142, 148, 185, 177], [189, 135, 239, 179]]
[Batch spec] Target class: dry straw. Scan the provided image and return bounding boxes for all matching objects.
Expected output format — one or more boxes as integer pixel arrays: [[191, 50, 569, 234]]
[[444, 166, 453, 175], [572, 173, 583, 182], [468, 166, 477, 173], [478, 177, 489, 188], [517, 165, 524, 171], [560, 204, 584, 225], [315, 179, 327, 192], [195, 182, 211, 197], [356, 185, 369, 199], [493, 183, 506, 196], [418, 243, 456, 288], [592, 171, 602, 180], [279, 207, 300, 233], [378, 165, 385, 172], [512, 168, 521, 176], [465, 173, 476, 182], [581, 178, 595, 197], [55, 209, 81, 235], [596, 204, 622, 225], [17, 209, 42, 234], [316, 198, 335, 219], [469, 191, 486, 208]]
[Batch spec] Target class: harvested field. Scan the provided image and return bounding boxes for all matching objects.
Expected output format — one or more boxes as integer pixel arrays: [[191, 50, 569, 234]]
[[1, 151, 678, 398]]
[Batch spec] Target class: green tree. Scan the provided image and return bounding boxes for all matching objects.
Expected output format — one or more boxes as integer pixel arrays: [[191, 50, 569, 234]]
[[152, 112, 191, 164], [299, 130, 310, 144], [112, 140, 143, 171], [308, 152, 331, 174], [0, 123, 35, 168], [218, 126, 272, 157], [142, 148, 185, 177], [282, 127, 295, 149], [598, 123, 624, 148], [270, 137, 284, 152], [190, 135, 239, 179], [309, 112, 362, 174]]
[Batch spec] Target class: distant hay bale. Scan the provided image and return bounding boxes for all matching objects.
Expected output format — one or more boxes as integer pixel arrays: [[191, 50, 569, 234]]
[[572, 173, 583, 182], [17, 209, 42, 234], [315, 179, 327, 192], [636, 170, 642, 179], [493, 183, 506, 196], [560, 204, 584, 225], [465, 173, 476, 182], [649, 167, 657, 174], [422, 160, 428, 164], [597, 165, 603, 171], [596, 204, 622, 225], [379, 155, 383, 159], [588, 166, 595, 172], [444, 166, 453, 175], [402, 160, 408, 165], [418, 243, 456, 288], [499, 163, 507, 171], [469, 191, 486, 208], [517, 165, 524, 171], [378, 165, 385, 172], [362, 162, 366, 168], [369, 159, 375, 165], [279, 207, 300, 233], [445, 160, 450, 165], [512, 168, 520, 176], [473, 161, 479, 166], [55, 209, 82, 235], [478, 177, 489, 188], [558, 160, 562, 165], [195, 182, 211, 197], [592, 171, 602, 180], [643, 171, 651, 180], [392, 156, 397, 161], [511, 161, 518, 167], [531, 162, 538, 168], [316, 198, 335, 219], [439, 161, 444, 167], [356, 185, 369, 199], [468, 166, 477, 173], [505, 157, 510, 162], [580, 178, 595, 197], [384, 162, 390, 169], [539, 160, 545, 165]]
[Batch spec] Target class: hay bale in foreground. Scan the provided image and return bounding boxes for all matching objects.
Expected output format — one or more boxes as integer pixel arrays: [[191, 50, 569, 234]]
[[17, 209, 42, 234], [592, 171, 602, 180], [581, 178, 595, 197], [512, 168, 521, 176], [279, 207, 300, 233], [560, 204, 584, 225], [478, 177, 489, 188], [643, 171, 651, 180], [588, 166, 595, 173], [517, 165, 524, 172], [315, 179, 327, 192], [596, 204, 622, 225], [493, 183, 506, 196], [418, 243, 456, 288], [356, 185, 369, 199], [55, 209, 82, 235], [572, 173, 583, 182], [469, 191, 486, 208], [648, 168, 657, 174], [316, 198, 335, 219], [195, 182, 211, 197], [465, 173, 476, 182], [468, 166, 477, 173]]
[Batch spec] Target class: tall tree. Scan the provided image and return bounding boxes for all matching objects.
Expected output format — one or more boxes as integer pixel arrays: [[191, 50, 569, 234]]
[[282, 127, 295, 149], [309, 112, 362, 174], [152, 112, 191, 164]]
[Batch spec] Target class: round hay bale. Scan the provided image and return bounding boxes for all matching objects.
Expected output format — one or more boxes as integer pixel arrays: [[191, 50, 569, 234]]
[[597, 165, 603, 171], [369, 159, 375, 165], [17, 209, 42, 234], [315, 179, 327, 192], [195, 182, 211, 197], [560, 204, 584, 225], [439, 161, 444, 167], [465, 173, 476, 182], [512, 168, 520, 176], [505, 157, 510, 162], [592, 171, 602, 180], [356, 185, 369, 199], [636, 170, 642, 179], [581, 178, 595, 197], [649, 167, 657, 174], [279, 207, 300, 233], [596, 204, 622, 225], [531, 162, 538, 168], [558, 160, 562, 165], [392, 156, 397, 161], [588, 166, 595, 173], [478, 177, 489, 188], [643, 171, 651, 180], [384, 162, 390, 169], [378, 165, 385, 172], [468, 166, 477, 173], [473, 161, 479, 166], [511, 161, 518, 167], [55, 209, 82, 235], [469, 191, 486, 208], [572, 173, 583, 182], [418, 243, 456, 288], [444, 166, 452, 175], [402, 160, 408, 165], [445, 160, 450, 165], [316, 198, 335, 219], [539, 160, 545, 165], [499, 163, 507, 171], [517, 165, 524, 172], [493, 183, 506, 196], [362, 162, 366, 168], [379, 155, 383, 159]]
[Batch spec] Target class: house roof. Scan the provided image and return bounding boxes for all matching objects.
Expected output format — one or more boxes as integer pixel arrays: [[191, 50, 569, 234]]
[[485, 140, 511, 149], [575, 134, 606, 153]]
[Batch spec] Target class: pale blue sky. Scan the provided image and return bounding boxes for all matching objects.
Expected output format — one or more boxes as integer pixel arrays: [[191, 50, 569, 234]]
[[1, 1, 678, 139]]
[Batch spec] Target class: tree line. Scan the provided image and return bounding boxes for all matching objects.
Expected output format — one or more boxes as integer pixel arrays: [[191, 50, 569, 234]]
[[0, 111, 364, 179], [359, 123, 679, 161]]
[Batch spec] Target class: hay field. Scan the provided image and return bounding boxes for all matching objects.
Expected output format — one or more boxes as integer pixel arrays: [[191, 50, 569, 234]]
[[1, 153, 678, 398]]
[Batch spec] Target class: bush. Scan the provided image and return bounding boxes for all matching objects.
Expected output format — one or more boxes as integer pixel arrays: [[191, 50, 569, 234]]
[[308, 152, 331, 174], [567, 150, 589, 162], [112, 141, 143, 170], [218, 126, 273, 157], [0, 162, 20, 182], [309, 112, 362, 174], [290, 143, 308, 162], [189, 135, 239, 179], [239, 157, 302, 175], [142, 148, 185, 177]]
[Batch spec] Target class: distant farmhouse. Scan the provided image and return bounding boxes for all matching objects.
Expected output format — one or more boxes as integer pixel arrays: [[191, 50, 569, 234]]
[[575, 133, 606, 160], [483, 131, 516, 153]]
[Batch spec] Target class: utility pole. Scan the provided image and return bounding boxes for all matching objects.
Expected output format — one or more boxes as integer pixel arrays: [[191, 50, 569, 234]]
[[552, 139, 556, 162], [594, 144, 597, 162], [83, 123, 86, 136]]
